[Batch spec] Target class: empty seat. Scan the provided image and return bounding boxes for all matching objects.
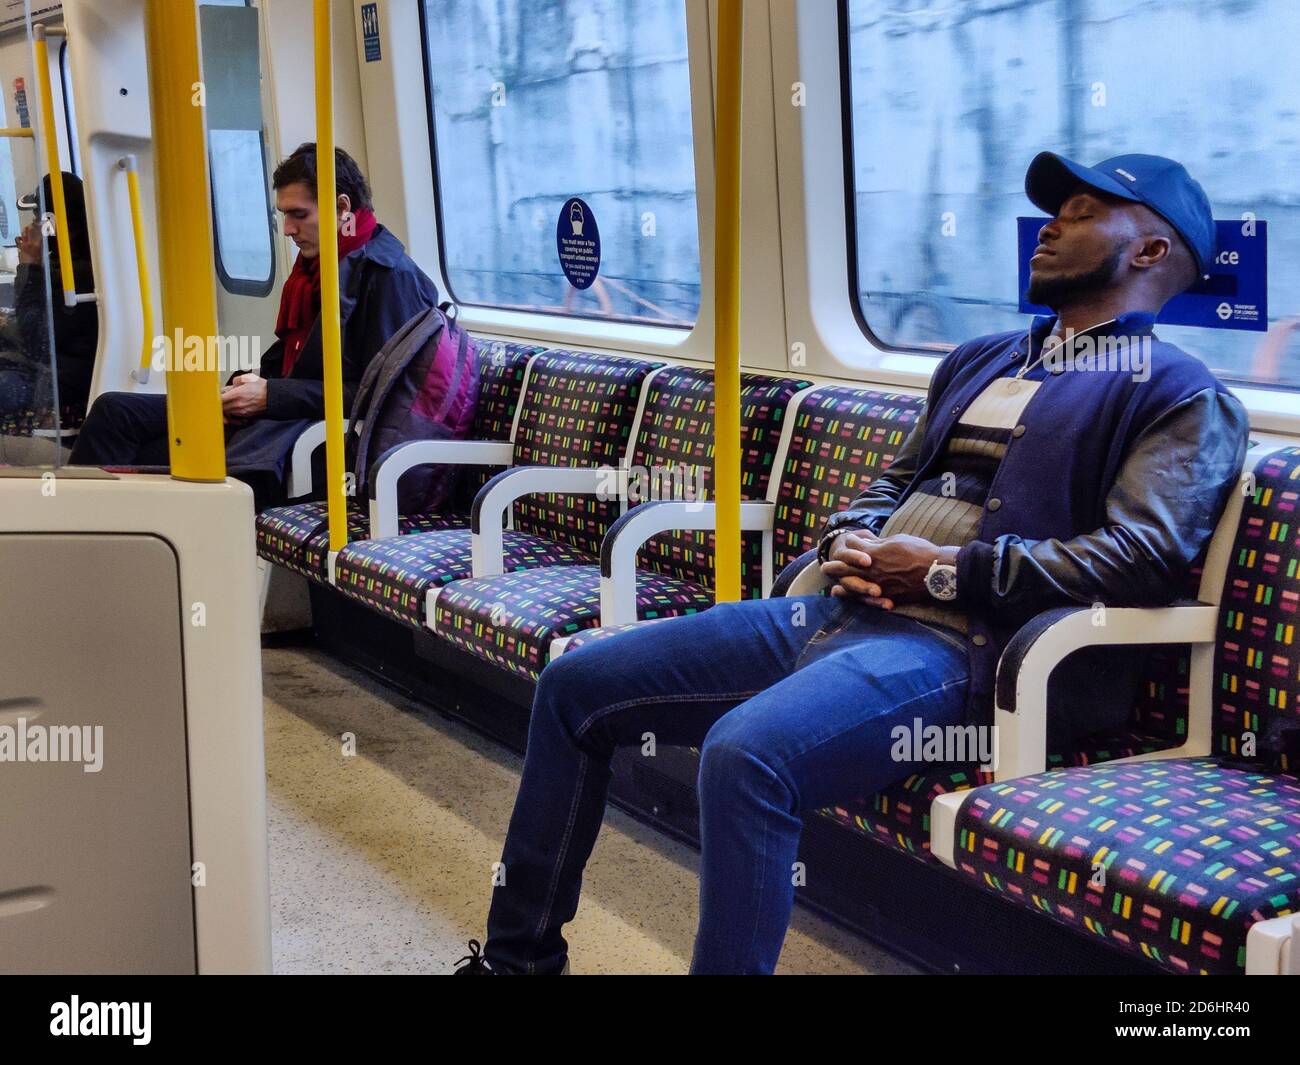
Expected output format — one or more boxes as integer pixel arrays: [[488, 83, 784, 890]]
[[430, 368, 811, 677], [943, 446, 1300, 974], [331, 349, 663, 628]]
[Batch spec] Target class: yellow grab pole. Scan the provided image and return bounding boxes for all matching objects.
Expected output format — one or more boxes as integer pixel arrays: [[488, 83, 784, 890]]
[[120, 155, 156, 380], [0, 127, 34, 138], [32, 25, 76, 309], [713, 0, 743, 604], [314, 0, 348, 553], [144, 0, 225, 481]]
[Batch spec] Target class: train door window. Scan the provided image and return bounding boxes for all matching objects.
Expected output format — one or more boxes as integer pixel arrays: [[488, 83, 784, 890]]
[[199, 0, 275, 297], [842, 0, 1299, 388], [419, 0, 702, 327]]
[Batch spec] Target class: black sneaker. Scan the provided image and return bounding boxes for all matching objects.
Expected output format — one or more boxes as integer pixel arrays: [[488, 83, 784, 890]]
[[453, 939, 494, 975]]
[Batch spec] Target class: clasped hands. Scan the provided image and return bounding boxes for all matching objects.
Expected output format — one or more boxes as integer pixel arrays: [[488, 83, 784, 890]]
[[820, 530, 959, 609], [221, 373, 269, 424]]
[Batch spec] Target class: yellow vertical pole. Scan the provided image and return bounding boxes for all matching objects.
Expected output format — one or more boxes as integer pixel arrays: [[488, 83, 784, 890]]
[[144, 0, 226, 480], [31, 25, 76, 309], [120, 156, 156, 377], [713, 0, 743, 603], [314, 0, 348, 552]]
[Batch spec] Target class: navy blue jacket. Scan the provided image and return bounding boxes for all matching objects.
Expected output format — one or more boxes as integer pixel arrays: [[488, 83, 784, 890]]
[[225, 224, 439, 484], [824, 312, 1250, 728]]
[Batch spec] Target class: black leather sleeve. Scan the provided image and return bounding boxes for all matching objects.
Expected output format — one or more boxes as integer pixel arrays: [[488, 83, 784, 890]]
[[956, 388, 1249, 617], [817, 408, 929, 560]]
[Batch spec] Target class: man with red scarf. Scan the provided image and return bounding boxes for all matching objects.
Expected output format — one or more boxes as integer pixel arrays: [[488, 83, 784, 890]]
[[70, 144, 439, 509]]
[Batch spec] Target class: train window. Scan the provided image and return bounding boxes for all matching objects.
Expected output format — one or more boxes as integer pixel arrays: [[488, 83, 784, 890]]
[[842, 0, 1300, 388], [419, 0, 702, 328], [199, 0, 275, 297]]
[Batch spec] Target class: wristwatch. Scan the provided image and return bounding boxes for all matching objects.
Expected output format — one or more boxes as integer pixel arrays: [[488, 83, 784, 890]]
[[925, 560, 958, 602]]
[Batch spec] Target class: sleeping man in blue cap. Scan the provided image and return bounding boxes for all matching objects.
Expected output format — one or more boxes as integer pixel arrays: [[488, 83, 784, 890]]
[[454, 153, 1251, 975]]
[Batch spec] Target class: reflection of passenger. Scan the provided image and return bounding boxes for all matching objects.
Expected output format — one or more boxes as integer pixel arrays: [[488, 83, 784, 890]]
[[454, 153, 1250, 976], [70, 144, 439, 508], [0, 173, 98, 424], [1249, 317, 1300, 384]]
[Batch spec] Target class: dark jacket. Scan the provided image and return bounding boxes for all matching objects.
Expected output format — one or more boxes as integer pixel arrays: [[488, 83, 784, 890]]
[[14, 254, 98, 415], [823, 312, 1250, 733], [224, 224, 439, 487]]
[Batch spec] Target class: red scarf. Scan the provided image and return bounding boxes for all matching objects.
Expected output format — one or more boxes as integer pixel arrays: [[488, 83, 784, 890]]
[[275, 207, 379, 377]]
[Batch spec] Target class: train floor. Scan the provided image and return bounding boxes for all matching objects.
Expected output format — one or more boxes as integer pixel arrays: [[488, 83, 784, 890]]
[[261, 645, 919, 976]]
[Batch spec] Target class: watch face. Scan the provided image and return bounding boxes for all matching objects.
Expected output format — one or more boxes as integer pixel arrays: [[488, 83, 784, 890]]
[[927, 565, 958, 602]]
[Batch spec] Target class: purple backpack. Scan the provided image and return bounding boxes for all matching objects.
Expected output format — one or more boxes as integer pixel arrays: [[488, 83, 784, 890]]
[[349, 305, 480, 515]]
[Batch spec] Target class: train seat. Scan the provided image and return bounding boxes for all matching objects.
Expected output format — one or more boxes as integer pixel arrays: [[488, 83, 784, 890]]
[[931, 445, 1300, 975], [428, 368, 812, 677], [254, 337, 542, 579], [329, 349, 664, 628], [0, 403, 87, 441], [542, 384, 929, 663]]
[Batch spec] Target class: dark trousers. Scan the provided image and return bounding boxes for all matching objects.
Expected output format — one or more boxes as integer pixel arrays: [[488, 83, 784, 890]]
[[68, 392, 171, 467], [484, 596, 971, 975], [68, 391, 288, 510]]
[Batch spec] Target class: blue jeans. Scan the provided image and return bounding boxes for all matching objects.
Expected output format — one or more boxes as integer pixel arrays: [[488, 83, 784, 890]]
[[484, 595, 971, 975]]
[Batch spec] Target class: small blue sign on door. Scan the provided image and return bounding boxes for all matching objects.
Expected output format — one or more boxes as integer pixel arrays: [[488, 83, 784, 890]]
[[1017, 217, 1268, 331], [361, 3, 382, 63], [557, 198, 601, 290]]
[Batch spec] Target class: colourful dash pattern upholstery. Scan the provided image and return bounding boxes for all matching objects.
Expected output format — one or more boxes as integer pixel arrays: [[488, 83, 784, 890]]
[[255, 501, 462, 579], [819, 728, 1185, 860], [330, 350, 662, 626], [427, 369, 811, 677], [255, 338, 541, 578], [332, 530, 594, 629], [507, 350, 664, 557], [628, 369, 811, 597], [433, 566, 716, 679], [0, 403, 87, 438], [952, 760, 1300, 975], [772, 385, 925, 574], [948, 447, 1300, 974], [1214, 447, 1300, 775]]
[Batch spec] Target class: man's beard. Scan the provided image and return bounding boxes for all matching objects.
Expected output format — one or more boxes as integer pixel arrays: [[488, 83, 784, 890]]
[[1026, 244, 1125, 309]]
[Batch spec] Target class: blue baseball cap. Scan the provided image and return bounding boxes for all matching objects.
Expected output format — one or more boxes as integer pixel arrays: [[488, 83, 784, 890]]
[[1025, 152, 1216, 279]]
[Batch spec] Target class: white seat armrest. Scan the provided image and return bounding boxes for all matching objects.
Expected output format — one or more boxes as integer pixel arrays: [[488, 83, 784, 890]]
[[369, 439, 514, 539]]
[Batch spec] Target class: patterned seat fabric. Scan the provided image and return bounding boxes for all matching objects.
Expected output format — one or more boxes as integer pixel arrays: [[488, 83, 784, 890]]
[[552, 619, 672, 656], [947, 447, 1300, 974], [255, 501, 462, 579], [428, 368, 811, 676], [0, 403, 87, 438], [332, 350, 662, 626], [952, 759, 1300, 975], [254, 338, 540, 578], [433, 566, 715, 679], [820, 727, 1185, 859], [771, 385, 925, 575], [333, 530, 594, 629]]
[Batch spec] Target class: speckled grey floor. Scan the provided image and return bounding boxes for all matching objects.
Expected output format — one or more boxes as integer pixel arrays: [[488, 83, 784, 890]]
[[262, 645, 918, 975]]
